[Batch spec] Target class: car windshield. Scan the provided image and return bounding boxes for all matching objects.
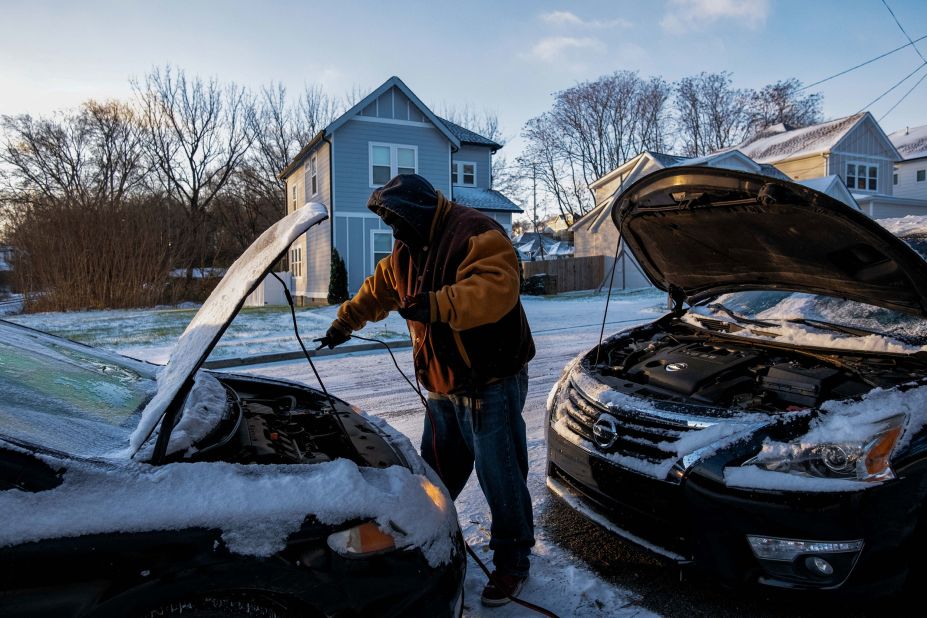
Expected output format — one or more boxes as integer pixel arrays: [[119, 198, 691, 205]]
[[688, 291, 927, 352], [0, 322, 158, 458]]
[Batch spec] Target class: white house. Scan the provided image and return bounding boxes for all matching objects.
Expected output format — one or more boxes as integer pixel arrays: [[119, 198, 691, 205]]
[[889, 124, 927, 202]]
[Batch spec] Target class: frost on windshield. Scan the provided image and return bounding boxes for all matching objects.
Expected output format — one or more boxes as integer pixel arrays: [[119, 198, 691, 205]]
[[0, 452, 458, 567], [129, 203, 328, 454]]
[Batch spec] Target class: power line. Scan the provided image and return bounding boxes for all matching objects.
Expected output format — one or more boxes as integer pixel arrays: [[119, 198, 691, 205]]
[[858, 61, 927, 113], [882, 0, 927, 64], [879, 69, 927, 122], [798, 32, 927, 91]]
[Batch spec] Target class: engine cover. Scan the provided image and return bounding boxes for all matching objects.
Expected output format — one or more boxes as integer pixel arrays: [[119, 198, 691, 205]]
[[626, 343, 759, 395]]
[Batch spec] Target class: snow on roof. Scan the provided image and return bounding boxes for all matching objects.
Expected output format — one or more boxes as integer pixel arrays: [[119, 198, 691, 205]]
[[452, 187, 522, 213], [735, 113, 867, 163], [889, 124, 927, 161], [878, 214, 927, 237]]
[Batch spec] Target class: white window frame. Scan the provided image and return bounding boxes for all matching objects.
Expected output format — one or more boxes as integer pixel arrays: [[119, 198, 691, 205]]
[[369, 142, 418, 188], [309, 155, 318, 197], [370, 229, 393, 272], [290, 246, 303, 278], [918, 169, 926, 183], [847, 161, 878, 192], [452, 161, 477, 187], [290, 184, 298, 213]]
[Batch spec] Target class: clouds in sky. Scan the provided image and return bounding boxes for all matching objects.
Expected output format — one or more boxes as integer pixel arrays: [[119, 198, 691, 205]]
[[527, 10, 630, 67], [660, 0, 770, 33]]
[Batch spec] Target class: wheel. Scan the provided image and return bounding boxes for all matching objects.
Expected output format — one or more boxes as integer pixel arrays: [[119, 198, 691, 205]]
[[140, 591, 303, 618]]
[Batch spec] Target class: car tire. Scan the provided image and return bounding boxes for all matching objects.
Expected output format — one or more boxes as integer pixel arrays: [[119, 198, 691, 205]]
[[139, 592, 306, 618]]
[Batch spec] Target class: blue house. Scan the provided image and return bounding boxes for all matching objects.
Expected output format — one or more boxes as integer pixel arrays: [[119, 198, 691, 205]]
[[278, 76, 522, 302]]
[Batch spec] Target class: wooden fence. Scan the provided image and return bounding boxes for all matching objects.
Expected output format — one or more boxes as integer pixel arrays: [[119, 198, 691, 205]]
[[522, 256, 605, 293]]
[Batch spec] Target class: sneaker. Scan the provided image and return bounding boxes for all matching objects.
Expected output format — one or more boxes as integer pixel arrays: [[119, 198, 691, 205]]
[[480, 572, 527, 607]]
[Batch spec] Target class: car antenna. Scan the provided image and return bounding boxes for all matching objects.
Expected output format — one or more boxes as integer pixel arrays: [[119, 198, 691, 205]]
[[594, 236, 622, 366]]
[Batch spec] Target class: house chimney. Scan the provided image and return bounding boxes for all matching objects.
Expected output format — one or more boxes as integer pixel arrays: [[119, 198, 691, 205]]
[[906, 126, 910, 135]]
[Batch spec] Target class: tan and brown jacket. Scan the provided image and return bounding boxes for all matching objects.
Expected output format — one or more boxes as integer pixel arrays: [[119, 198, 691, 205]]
[[334, 193, 535, 394]]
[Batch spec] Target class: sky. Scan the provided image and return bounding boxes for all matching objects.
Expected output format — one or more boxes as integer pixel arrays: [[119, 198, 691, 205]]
[[1, 0, 926, 158]]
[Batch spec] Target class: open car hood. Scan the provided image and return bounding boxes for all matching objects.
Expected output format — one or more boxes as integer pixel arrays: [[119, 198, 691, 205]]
[[129, 203, 329, 454], [612, 167, 927, 316]]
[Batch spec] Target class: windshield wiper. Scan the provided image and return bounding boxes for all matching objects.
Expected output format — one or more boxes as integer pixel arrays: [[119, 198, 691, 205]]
[[785, 318, 881, 338], [706, 303, 777, 328]]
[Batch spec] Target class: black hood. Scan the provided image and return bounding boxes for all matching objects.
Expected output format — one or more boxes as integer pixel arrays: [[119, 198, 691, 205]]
[[611, 167, 927, 317], [367, 174, 438, 246]]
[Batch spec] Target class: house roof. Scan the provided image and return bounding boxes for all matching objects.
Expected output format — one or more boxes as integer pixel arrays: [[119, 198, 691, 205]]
[[437, 117, 502, 151], [889, 124, 927, 161], [452, 187, 522, 213], [280, 76, 465, 180], [731, 112, 900, 164], [797, 175, 859, 210]]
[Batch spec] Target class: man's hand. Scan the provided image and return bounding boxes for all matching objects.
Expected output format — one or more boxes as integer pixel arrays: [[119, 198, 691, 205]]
[[398, 294, 430, 323], [315, 322, 351, 349]]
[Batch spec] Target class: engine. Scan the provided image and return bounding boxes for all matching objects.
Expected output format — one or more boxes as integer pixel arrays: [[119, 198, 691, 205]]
[[592, 327, 887, 410]]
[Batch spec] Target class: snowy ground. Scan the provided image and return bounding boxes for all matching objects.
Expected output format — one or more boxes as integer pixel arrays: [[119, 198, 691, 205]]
[[9, 288, 667, 616]]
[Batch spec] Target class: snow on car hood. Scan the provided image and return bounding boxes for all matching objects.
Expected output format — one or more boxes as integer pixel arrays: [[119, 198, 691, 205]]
[[0, 448, 458, 567], [611, 167, 927, 318], [128, 203, 328, 453]]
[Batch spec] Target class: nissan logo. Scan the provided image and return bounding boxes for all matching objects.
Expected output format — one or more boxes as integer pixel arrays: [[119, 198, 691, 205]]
[[666, 362, 688, 372], [592, 414, 620, 450]]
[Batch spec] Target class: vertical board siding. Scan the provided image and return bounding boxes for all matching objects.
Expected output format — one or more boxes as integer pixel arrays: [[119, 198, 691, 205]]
[[452, 145, 492, 188], [894, 161, 927, 200]]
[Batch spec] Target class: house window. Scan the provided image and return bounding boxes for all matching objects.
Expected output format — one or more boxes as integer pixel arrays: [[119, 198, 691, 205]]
[[290, 247, 302, 278], [847, 162, 878, 192], [371, 230, 393, 269], [290, 185, 297, 212], [370, 143, 417, 187], [894, 173, 898, 185], [452, 161, 477, 186], [918, 170, 926, 182], [309, 155, 318, 196]]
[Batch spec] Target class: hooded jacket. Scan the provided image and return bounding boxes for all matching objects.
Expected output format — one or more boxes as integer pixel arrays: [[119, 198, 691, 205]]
[[333, 186, 535, 395]]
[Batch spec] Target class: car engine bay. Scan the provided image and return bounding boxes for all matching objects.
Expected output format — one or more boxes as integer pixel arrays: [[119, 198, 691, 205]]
[[590, 321, 925, 411]]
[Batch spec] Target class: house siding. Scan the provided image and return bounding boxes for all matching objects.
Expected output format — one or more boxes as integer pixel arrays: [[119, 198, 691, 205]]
[[331, 117, 450, 292], [287, 140, 333, 300], [894, 159, 927, 200], [773, 155, 826, 181], [452, 145, 492, 189], [828, 120, 898, 196]]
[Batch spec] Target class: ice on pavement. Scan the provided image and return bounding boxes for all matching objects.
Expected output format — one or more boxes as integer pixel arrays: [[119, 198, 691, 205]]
[[129, 203, 328, 452], [0, 450, 458, 567]]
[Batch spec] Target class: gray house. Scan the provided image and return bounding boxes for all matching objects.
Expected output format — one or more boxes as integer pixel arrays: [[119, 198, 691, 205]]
[[278, 76, 521, 301]]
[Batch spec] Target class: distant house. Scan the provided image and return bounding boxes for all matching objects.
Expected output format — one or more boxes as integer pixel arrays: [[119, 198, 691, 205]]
[[511, 232, 574, 261], [0, 246, 11, 272], [278, 76, 522, 301], [733, 112, 927, 219], [888, 125, 927, 202]]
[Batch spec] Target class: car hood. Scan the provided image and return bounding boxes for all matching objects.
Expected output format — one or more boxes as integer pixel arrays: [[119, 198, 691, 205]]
[[611, 167, 927, 317], [128, 203, 329, 454]]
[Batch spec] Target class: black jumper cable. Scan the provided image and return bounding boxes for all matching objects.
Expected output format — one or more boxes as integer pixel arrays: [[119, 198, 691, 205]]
[[272, 275, 559, 617]]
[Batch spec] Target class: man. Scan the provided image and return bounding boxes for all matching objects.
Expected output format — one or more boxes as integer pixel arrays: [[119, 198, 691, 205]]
[[317, 174, 535, 606]]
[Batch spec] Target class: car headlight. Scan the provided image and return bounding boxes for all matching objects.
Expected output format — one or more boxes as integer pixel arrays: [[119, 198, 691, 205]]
[[745, 414, 904, 482], [327, 522, 397, 557]]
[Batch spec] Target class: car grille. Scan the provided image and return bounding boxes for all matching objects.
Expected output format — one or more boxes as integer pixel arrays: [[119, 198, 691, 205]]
[[561, 378, 706, 463]]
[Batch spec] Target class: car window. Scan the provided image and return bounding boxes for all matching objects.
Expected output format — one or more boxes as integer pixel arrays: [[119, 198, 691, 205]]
[[0, 323, 157, 457]]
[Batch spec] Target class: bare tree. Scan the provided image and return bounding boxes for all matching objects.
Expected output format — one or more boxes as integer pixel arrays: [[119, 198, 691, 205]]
[[746, 78, 823, 137], [132, 65, 254, 276], [674, 72, 750, 156]]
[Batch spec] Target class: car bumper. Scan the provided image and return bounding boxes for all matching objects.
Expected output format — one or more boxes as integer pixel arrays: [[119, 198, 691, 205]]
[[547, 428, 920, 595]]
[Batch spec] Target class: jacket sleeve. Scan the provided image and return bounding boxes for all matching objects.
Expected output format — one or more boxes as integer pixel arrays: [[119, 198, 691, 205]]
[[430, 229, 520, 331], [335, 255, 401, 332]]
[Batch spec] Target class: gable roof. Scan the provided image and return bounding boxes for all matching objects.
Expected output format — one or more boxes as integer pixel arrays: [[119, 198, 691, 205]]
[[280, 76, 461, 180], [732, 112, 899, 164], [796, 175, 859, 210], [889, 124, 927, 161], [437, 117, 502, 151]]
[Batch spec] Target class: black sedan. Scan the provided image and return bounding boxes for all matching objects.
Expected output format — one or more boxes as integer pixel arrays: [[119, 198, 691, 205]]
[[0, 204, 464, 617], [546, 167, 927, 595]]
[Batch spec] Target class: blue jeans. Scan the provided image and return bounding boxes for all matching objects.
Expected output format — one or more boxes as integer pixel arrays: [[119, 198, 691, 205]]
[[421, 366, 534, 577]]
